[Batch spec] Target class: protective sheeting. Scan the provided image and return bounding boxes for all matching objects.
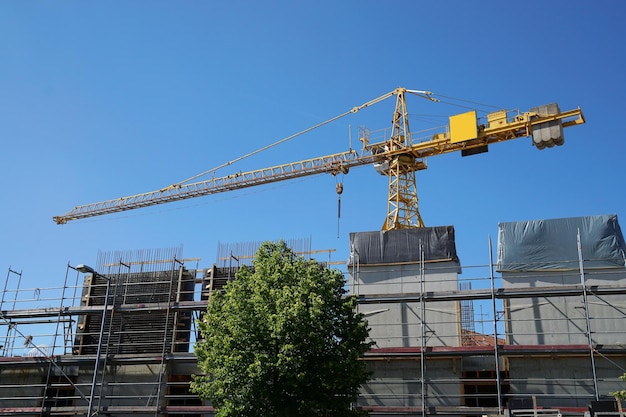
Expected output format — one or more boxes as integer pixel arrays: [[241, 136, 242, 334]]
[[497, 214, 626, 272], [349, 226, 458, 265]]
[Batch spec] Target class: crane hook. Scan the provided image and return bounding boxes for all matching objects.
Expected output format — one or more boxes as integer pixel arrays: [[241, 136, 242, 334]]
[[335, 182, 343, 238]]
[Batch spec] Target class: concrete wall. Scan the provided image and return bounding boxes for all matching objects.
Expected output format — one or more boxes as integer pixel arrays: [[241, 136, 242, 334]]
[[0, 359, 210, 416], [0, 365, 46, 412], [507, 356, 626, 409], [352, 261, 461, 348], [359, 358, 462, 410], [350, 261, 460, 296], [87, 363, 164, 409], [503, 269, 626, 345], [361, 300, 460, 348]]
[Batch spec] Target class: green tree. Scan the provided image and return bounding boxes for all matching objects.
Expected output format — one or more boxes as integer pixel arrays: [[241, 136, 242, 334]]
[[191, 241, 372, 417], [610, 373, 626, 400]]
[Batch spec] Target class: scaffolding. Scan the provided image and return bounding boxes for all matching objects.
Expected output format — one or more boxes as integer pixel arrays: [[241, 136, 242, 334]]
[[351, 261, 626, 415], [0, 247, 209, 416], [0, 226, 625, 416], [348, 220, 626, 417]]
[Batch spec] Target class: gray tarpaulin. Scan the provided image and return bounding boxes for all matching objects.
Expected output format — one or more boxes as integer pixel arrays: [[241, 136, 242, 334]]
[[349, 227, 458, 265], [497, 214, 626, 272]]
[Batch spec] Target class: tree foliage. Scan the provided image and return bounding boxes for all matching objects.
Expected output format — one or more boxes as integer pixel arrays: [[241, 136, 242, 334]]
[[191, 241, 372, 417], [610, 373, 626, 400]]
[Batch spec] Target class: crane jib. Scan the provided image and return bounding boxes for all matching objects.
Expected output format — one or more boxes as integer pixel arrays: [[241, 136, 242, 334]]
[[53, 150, 377, 224]]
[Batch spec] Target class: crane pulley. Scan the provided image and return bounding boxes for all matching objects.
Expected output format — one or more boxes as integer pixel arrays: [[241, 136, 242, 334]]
[[53, 88, 585, 228]]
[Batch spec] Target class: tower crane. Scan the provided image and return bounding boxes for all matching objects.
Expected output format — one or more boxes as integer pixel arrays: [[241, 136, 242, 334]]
[[53, 88, 585, 228]]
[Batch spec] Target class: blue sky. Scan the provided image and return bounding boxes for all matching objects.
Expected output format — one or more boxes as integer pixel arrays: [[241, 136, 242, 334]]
[[1, 1, 624, 289]]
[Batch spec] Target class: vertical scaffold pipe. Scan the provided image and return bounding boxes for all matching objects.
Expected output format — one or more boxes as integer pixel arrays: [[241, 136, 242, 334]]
[[489, 236, 503, 414], [578, 229, 599, 401], [419, 242, 426, 417]]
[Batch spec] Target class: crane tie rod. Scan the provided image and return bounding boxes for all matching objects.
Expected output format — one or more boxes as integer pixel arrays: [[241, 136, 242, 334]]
[[165, 88, 435, 190]]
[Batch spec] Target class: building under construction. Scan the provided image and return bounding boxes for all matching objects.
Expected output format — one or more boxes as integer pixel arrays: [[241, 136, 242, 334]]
[[1, 214, 626, 416]]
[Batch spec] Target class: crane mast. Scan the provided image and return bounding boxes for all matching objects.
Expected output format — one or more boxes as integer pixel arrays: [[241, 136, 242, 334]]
[[53, 88, 585, 226], [384, 90, 424, 230]]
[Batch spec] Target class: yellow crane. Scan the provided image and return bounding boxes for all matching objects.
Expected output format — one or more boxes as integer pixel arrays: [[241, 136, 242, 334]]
[[53, 88, 585, 228]]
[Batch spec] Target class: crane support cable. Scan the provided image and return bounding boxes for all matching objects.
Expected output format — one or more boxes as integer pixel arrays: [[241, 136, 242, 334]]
[[406, 89, 439, 102], [172, 110, 354, 187], [168, 89, 416, 190], [169, 88, 434, 188], [429, 93, 504, 112]]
